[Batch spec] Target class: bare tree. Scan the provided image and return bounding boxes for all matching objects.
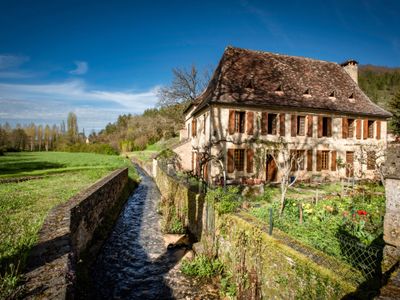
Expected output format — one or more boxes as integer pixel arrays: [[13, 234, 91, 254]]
[[158, 65, 210, 107], [356, 143, 387, 184]]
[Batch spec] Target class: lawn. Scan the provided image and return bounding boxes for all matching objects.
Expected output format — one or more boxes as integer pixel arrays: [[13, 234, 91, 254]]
[[126, 137, 180, 163], [0, 152, 138, 297]]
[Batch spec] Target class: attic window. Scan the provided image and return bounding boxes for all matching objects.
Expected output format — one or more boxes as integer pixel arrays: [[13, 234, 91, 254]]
[[275, 84, 284, 94], [303, 88, 311, 97], [348, 93, 355, 102], [329, 90, 336, 99]]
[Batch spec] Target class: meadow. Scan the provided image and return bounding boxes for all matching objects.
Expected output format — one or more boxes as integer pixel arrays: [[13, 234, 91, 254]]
[[0, 152, 137, 297]]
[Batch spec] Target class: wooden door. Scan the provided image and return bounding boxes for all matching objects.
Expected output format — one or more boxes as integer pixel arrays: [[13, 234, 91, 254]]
[[266, 155, 277, 182], [346, 151, 354, 177]]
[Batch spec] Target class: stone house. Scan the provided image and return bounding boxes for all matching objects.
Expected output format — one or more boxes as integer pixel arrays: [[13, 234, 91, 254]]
[[174, 46, 392, 184]]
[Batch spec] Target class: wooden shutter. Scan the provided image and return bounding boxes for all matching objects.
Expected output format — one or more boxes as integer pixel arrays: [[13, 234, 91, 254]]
[[227, 149, 234, 173], [192, 119, 197, 137], [327, 117, 332, 137], [279, 113, 286, 136], [317, 150, 322, 171], [318, 116, 323, 138], [229, 110, 235, 134], [261, 112, 268, 135], [246, 149, 254, 173], [376, 120, 381, 140], [342, 118, 348, 139], [307, 150, 313, 171], [291, 114, 297, 137], [246, 112, 254, 135], [356, 119, 362, 139], [363, 119, 368, 139], [307, 115, 313, 137], [331, 151, 337, 171]]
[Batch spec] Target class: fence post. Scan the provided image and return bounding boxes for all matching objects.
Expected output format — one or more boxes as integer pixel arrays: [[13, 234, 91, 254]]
[[269, 207, 273, 235]]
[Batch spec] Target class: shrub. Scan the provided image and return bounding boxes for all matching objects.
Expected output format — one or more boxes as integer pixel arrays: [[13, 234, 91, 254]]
[[57, 143, 119, 155], [181, 255, 224, 278], [206, 186, 242, 214]]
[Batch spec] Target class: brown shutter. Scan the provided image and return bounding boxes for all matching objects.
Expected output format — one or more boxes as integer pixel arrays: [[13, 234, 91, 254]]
[[307, 150, 313, 171], [376, 120, 381, 140], [317, 150, 322, 171], [307, 115, 313, 137], [246, 149, 254, 173], [318, 116, 323, 138], [246, 111, 254, 135], [291, 114, 297, 137], [363, 119, 368, 139], [229, 110, 235, 134], [192, 119, 197, 137], [356, 119, 362, 139], [261, 112, 268, 135], [331, 151, 337, 171], [279, 113, 286, 136], [342, 118, 348, 139], [227, 149, 234, 173], [327, 117, 332, 137]]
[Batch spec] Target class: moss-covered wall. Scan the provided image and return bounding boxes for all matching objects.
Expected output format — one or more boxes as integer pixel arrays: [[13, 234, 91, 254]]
[[217, 214, 356, 299], [154, 164, 357, 299], [154, 165, 206, 240]]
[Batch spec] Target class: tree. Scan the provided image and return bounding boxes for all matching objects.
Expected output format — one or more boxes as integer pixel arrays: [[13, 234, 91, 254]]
[[389, 91, 400, 136], [25, 123, 36, 151], [44, 125, 51, 151], [37, 125, 43, 151], [157, 65, 211, 125], [67, 112, 78, 143]]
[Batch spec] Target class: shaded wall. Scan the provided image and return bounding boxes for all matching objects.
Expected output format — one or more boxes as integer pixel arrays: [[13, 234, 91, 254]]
[[23, 168, 134, 299]]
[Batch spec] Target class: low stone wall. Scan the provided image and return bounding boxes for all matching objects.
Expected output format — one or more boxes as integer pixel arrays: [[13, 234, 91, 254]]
[[154, 164, 206, 239], [23, 168, 134, 299], [130, 156, 153, 177], [154, 163, 357, 299]]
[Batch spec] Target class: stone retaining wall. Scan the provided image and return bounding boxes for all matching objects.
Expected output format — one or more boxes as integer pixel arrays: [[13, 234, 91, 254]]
[[154, 163, 357, 299], [23, 168, 134, 299]]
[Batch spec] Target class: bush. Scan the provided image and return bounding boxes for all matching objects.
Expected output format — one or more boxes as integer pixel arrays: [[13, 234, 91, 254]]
[[206, 186, 242, 214], [57, 143, 119, 155], [181, 255, 224, 278]]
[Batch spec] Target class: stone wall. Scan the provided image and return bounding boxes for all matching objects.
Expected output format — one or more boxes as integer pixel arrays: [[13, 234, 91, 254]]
[[154, 163, 357, 299], [23, 168, 134, 299]]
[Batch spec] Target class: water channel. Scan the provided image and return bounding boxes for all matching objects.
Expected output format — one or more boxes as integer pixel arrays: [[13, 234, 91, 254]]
[[91, 166, 219, 299]]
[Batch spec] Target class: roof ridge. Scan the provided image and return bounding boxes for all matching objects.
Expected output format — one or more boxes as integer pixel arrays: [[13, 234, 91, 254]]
[[226, 45, 341, 66]]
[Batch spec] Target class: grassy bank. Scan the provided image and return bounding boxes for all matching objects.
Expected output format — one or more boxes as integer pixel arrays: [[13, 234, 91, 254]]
[[0, 152, 138, 298]]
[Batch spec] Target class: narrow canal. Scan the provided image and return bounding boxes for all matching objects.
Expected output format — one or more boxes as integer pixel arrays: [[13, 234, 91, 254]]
[[91, 166, 219, 299]]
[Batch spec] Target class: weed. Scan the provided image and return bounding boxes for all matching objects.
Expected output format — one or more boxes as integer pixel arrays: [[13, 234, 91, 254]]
[[180, 255, 224, 278]]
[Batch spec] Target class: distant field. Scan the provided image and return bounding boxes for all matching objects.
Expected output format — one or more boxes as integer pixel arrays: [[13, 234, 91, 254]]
[[127, 137, 180, 163], [0, 152, 137, 297]]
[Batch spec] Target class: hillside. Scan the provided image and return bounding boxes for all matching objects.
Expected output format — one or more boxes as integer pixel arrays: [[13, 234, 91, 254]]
[[359, 65, 400, 112]]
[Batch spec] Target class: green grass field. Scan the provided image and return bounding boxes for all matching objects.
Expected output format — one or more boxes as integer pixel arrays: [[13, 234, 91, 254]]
[[0, 152, 138, 297]]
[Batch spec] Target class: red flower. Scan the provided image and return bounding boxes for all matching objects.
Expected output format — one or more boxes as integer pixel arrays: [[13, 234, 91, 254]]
[[357, 210, 367, 216]]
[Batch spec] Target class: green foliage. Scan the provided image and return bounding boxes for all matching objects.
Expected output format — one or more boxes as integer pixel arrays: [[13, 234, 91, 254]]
[[254, 188, 274, 203], [56, 142, 119, 155], [180, 255, 224, 278], [220, 272, 237, 298], [161, 206, 186, 234], [250, 186, 385, 261], [0, 152, 138, 296], [206, 186, 242, 214], [0, 263, 21, 299], [389, 91, 400, 135]]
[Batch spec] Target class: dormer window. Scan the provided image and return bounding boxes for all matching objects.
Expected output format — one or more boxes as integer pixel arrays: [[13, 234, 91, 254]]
[[303, 88, 311, 97], [275, 84, 284, 95], [348, 92, 355, 102], [244, 78, 255, 89], [329, 90, 336, 99]]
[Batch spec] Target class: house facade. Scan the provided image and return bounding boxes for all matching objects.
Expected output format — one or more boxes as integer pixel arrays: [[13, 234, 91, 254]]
[[174, 47, 392, 184]]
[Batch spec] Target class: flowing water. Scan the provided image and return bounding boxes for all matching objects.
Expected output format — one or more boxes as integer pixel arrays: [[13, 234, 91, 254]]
[[91, 166, 220, 299]]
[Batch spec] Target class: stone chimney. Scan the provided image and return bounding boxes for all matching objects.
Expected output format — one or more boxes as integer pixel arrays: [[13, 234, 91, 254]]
[[340, 60, 358, 84]]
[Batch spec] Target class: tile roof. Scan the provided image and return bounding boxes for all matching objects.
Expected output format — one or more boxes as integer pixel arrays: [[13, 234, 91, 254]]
[[191, 46, 392, 118]]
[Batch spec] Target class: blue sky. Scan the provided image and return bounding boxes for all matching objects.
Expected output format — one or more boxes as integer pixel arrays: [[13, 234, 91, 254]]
[[1, 0, 399, 132]]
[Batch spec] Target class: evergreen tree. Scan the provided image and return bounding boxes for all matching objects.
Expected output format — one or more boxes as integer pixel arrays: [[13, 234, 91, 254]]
[[389, 91, 400, 136]]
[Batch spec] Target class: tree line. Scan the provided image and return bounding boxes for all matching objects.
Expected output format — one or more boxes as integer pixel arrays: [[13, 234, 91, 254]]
[[0, 112, 86, 154]]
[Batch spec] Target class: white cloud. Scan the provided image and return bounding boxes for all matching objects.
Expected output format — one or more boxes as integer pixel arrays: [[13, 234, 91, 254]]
[[0, 79, 160, 132], [0, 54, 29, 69], [69, 61, 88, 75]]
